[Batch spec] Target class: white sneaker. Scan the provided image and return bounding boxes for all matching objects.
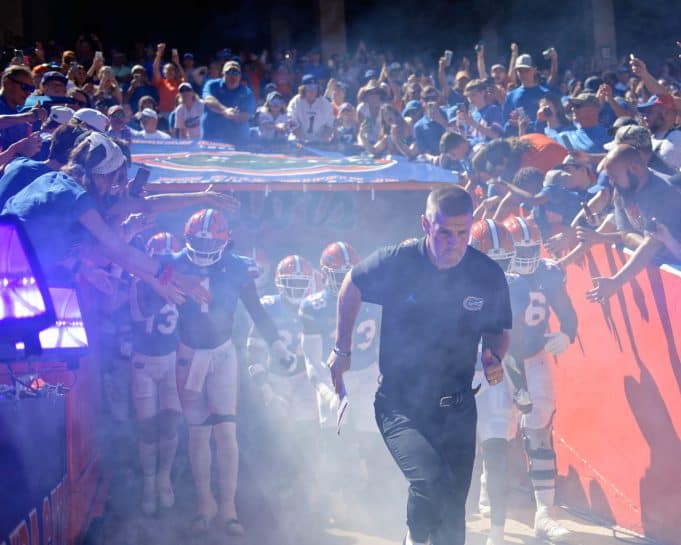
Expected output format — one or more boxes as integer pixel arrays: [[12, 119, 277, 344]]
[[141, 475, 156, 516], [486, 524, 505, 545], [534, 509, 571, 542]]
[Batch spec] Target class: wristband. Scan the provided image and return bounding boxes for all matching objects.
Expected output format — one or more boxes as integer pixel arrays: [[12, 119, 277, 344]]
[[333, 346, 351, 358]]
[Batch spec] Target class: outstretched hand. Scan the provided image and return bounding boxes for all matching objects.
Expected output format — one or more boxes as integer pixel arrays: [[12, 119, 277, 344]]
[[202, 184, 241, 214]]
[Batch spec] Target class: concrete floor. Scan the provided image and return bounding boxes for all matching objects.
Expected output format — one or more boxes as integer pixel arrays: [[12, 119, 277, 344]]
[[96, 453, 627, 545]]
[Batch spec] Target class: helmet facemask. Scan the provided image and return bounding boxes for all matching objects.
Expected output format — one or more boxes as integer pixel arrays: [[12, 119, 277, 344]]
[[275, 273, 312, 304], [185, 235, 228, 267], [509, 241, 541, 275]]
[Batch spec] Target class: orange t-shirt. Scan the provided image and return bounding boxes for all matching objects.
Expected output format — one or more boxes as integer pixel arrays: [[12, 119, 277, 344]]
[[154, 76, 181, 114], [518, 133, 568, 173]]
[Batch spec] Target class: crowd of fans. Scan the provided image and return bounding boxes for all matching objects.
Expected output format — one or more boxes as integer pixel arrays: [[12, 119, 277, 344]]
[[1, 32, 681, 543]]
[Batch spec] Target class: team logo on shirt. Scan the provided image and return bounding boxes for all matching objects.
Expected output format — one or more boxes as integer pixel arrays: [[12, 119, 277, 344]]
[[463, 296, 484, 311]]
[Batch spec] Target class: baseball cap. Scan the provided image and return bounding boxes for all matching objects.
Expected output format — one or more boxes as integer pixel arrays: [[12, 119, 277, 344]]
[[301, 74, 317, 85], [178, 82, 193, 93], [363, 69, 378, 80], [84, 132, 126, 175], [33, 64, 52, 78], [137, 107, 158, 120], [131, 64, 146, 74], [266, 90, 284, 104], [567, 92, 601, 109], [637, 94, 676, 111], [583, 76, 603, 93], [223, 60, 241, 73], [388, 62, 402, 72], [48, 106, 73, 125], [183, 52, 194, 60], [402, 99, 422, 117], [73, 108, 109, 132], [107, 104, 125, 117], [41, 71, 68, 86], [544, 169, 572, 187], [515, 54, 534, 69], [603, 125, 652, 152]]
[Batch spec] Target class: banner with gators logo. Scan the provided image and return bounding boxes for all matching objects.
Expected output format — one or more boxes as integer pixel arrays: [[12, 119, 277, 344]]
[[129, 139, 460, 191]]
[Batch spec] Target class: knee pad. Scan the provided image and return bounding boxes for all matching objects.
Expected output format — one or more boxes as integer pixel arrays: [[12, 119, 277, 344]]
[[522, 425, 556, 482], [522, 425, 553, 452]]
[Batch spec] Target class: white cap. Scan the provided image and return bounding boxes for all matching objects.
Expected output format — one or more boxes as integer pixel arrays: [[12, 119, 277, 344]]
[[73, 108, 109, 132], [48, 106, 73, 125], [139, 107, 158, 120], [85, 132, 126, 175], [515, 54, 534, 69]]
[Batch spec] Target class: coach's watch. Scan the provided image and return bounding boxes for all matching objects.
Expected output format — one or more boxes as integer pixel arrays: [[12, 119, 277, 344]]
[[333, 346, 352, 358]]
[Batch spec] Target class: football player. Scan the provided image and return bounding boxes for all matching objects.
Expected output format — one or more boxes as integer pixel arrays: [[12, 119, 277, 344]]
[[129, 232, 182, 516], [246, 255, 320, 523], [503, 215, 578, 543], [171, 208, 293, 535], [469, 219, 529, 545], [299, 241, 382, 520]]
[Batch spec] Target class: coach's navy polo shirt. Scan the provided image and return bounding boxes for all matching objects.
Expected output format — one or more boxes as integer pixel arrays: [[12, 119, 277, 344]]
[[351, 237, 511, 406]]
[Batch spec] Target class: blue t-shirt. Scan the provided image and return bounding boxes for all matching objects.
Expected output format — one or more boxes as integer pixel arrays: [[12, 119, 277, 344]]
[[0, 158, 52, 210], [478, 103, 504, 128], [413, 114, 445, 155], [0, 95, 31, 150], [201, 79, 256, 145], [502, 84, 550, 123], [1, 171, 96, 272], [558, 124, 610, 153]]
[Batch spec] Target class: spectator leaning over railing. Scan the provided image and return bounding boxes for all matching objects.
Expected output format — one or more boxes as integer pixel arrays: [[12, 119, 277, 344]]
[[0, 122, 86, 209], [583, 145, 681, 302], [0, 132, 206, 304]]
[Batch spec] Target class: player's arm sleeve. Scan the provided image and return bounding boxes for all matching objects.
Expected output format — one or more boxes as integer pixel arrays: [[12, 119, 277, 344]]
[[350, 247, 394, 305], [548, 268, 578, 341], [240, 280, 280, 345]]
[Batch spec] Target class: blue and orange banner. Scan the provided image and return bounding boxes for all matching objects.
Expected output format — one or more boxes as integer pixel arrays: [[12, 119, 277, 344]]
[[129, 139, 460, 191]]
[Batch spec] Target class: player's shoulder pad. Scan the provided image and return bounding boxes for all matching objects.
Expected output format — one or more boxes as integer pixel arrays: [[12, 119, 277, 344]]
[[227, 253, 257, 277]]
